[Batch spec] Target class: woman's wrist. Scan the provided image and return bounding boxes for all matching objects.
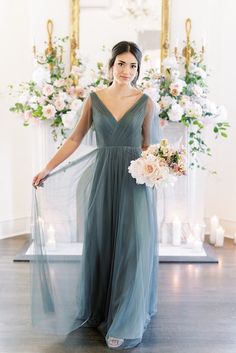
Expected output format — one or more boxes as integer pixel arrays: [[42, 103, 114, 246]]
[[44, 165, 52, 174]]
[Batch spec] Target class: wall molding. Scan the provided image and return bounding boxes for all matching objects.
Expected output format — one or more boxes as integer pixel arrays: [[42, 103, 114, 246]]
[[0, 217, 30, 239]]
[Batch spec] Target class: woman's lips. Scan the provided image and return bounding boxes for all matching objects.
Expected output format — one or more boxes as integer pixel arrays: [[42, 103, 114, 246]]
[[121, 76, 130, 79]]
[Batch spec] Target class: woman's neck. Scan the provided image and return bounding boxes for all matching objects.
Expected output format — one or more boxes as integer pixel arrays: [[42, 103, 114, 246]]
[[107, 82, 138, 97]]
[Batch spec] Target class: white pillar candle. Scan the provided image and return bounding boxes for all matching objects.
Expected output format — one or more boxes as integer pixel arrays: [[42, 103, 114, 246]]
[[160, 222, 169, 245], [200, 224, 206, 242], [47, 224, 56, 250], [192, 240, 203, 252], [234, 233, 236, 245], [186, 233, 195, 248], [193, 223, 202, 241], [172, 216, 181, 246], [215, 226, 224, 247], [210, 215, 219, 244]]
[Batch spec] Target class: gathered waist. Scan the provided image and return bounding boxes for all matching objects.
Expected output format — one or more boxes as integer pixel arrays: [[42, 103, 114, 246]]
[[98, 146, 141, 150]]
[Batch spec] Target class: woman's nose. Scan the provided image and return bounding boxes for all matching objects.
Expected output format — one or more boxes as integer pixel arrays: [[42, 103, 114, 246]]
[[122, 65, 130, 74]]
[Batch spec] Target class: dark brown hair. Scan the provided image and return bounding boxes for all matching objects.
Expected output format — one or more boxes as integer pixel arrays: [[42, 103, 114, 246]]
[[108, 41, 142, 87]]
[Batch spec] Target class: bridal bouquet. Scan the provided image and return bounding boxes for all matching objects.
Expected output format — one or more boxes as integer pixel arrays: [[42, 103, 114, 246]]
[[128, 139, 186, 188]]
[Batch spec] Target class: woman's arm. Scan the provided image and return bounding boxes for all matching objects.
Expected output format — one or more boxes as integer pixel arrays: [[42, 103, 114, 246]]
[[141, 96, 160, 150], [32, 95, 93, 186]]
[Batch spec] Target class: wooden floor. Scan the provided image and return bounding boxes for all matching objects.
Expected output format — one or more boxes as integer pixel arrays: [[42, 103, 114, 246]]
[[1, 234, 236, 353]]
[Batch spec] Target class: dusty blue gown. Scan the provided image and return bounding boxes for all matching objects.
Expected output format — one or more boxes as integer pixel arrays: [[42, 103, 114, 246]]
[[31, 91, 160, 349]]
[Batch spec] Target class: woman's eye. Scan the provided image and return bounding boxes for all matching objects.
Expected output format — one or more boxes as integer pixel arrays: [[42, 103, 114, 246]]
[[118, 63, 123, 66], [131, 65, 137, 68]]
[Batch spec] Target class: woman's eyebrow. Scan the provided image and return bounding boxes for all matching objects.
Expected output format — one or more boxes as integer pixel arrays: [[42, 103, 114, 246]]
[[118, 60, 137, 65]]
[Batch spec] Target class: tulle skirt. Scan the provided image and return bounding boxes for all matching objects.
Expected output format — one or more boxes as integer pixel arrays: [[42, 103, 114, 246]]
[[31, 145, 159, 349]]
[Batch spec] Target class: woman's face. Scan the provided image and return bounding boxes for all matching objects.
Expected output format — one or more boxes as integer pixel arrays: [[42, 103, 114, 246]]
[[112, 52, 138, 86]]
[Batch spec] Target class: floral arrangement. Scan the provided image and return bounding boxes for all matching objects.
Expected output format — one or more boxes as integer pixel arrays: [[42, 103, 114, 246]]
[[140, 50, 229, 170], [9, 39, 229, 172], [9, 37, 90, 142], [128, 139, 186, 188]]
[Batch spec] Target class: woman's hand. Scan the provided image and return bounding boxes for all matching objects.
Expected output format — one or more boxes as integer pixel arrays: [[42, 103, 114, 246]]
[[32, 168, 50, 188]]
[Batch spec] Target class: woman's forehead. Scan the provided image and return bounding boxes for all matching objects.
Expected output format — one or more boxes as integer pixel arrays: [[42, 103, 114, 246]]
[[115, 52, 137, 64]]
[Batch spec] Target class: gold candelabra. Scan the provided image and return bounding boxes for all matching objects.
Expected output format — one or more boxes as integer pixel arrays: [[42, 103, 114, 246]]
[[33, 19, 62, 73], [174, 18, 205, 71], [70, 0, 80, 69], [45, 19, 57, 72]]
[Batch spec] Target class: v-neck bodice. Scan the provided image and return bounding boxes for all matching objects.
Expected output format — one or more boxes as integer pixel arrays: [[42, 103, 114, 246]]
[[90, 91, 149, 148], [92, 91, 147, 124]]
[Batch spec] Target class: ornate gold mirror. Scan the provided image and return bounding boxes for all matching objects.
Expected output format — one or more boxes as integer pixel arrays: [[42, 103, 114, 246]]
[[70, 0, 170, 70]]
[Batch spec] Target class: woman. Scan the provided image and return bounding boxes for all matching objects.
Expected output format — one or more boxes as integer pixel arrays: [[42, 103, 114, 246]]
[[32, 40, 160, 349]]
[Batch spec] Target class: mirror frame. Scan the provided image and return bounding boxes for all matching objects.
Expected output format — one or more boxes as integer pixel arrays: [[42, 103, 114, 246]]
[[70, 0, 170, 68]]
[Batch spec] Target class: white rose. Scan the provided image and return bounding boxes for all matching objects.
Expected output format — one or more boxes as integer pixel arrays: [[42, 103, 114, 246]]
[[204, 99, 217, 115], [160, 96, 173, 109], [192, 84, 203, 97], [58, 92, 69, 101], [168, 103, 184, 122], [162, 56, 178, 71], [30, 103, 38, 110], [186, 102, 202, 118], [179, 95, 190, 108], [42, 84, 54, 97], [54, 79, 65, 88], [169, 79, 186, 96], [170, 69, 180, 80], [18, 92, 30, 104], [144, 87, 160, 101], [70, 99, 83, 111], [32, 67, 51, 87], [54, 98, 66, 111], [189, 64, 207, 79], [42, 104, 56, 119]]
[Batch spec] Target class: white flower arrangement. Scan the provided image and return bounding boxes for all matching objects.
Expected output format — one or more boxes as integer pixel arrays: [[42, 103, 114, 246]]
[[140, 50, 230, 170], [9, 37, 89, 142]]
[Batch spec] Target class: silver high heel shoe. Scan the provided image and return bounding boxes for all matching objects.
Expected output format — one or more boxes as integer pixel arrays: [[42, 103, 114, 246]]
[[107, 336, 124, 348]]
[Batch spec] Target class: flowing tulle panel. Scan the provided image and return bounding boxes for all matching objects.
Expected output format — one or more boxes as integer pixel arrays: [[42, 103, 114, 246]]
[[31, 146, 158, 334], [31, 92, 160, 348]]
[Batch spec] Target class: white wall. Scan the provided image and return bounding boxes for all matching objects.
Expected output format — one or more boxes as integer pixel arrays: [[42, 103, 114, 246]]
[[170, 0, 236, 237], [0, 0, 33, 238], [0, 0, 69, 238]]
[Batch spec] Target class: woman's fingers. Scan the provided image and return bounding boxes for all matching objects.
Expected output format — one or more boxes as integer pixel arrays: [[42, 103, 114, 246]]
[[32, 174, 41, 186], [32, 169, 48, 187]]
